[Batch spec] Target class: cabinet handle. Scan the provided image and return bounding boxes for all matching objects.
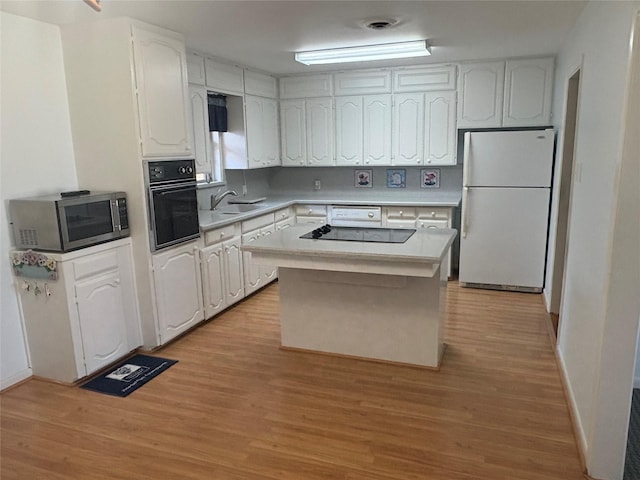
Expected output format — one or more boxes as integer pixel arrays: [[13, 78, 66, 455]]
[[308, 209, 313, 214], [367, 212, 374, 218], [399, 210, 403, 216], [431, 211, 436, 217]]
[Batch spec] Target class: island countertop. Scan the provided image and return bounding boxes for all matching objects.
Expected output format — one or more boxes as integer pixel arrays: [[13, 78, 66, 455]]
[[243, 224, 457, 278]]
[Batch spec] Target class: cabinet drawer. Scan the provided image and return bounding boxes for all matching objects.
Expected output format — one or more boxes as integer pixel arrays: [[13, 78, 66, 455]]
[[274, 207, 293, 222], [295, 204, 327, 217], [417, 219, 449, 229], [204, 224, 239, 246], [416, 207, 451, 221], [385, 207, 417, 221], [72, 250, 119, 281], [242, 212, 275, 232]]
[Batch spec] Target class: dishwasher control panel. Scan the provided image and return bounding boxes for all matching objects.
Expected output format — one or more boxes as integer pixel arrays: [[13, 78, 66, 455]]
[[329, 206, 382, 226]]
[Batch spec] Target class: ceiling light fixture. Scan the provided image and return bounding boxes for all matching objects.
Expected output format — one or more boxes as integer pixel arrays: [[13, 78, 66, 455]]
[[83, 0, 102, 12], [295, 40, 431, 66]]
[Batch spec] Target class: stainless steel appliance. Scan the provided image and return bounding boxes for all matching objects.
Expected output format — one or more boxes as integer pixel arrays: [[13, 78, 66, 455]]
[[146, 159, 199, 251], [301, 225, 415, 243], [10, 190, 129, 252]]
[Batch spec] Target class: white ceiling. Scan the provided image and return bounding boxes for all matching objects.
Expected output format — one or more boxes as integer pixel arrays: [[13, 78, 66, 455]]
[[0, 0, 587, 75]]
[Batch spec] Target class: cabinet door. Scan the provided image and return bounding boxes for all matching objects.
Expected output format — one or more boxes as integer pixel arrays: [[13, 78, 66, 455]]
[[241, 229, 263, 295], [280, 100, 306, 166], [424, 91, 457, 166], [503, 57, 554, 127], [335, 96, 363, 166], [363, 95, 392, 166], [457, 61, 505, 128], [205, 58, 244, 95], [75, 272, 129, 374], [245, 95, 264, 168], [306, 98, 334, 166], [224, 239, 245, 306], [189, 85, 213, 175], [392, 93, 424, 166], [259, 225, 278, 283], [152, 243, 204, 344], [132, 25, 192, 158], [262, 98, 280, 167], [200, 244, 225, 318], [186, 52, 206, 85]]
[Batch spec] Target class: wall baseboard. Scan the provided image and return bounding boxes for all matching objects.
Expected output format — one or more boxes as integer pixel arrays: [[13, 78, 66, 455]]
[[555, 346, 589, 475], [0, 368, 32, 392]]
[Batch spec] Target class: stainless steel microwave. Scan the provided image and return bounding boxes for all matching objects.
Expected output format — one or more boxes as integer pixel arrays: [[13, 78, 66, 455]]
[[9, 191, 130, 252]]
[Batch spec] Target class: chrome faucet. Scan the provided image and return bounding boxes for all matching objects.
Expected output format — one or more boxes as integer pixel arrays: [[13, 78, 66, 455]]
[[210, 189, 238, 210]]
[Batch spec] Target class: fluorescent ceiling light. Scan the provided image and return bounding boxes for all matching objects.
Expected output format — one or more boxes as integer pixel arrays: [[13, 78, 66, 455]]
[[295, 40, 431, 66]]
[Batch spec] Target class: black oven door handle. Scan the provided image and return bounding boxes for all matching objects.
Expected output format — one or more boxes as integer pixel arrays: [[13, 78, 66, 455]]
[[150, 182, 196, 194]]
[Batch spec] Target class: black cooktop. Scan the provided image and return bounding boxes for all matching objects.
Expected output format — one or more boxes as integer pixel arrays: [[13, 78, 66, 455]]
[[300, 225, 416, 243]]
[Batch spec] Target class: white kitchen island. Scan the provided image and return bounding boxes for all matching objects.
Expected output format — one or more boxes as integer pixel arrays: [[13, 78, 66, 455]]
[[243, 224, 457, 368]]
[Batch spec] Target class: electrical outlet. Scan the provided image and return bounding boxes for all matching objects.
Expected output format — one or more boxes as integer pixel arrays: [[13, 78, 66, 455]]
[[314, 179, 321, 190]]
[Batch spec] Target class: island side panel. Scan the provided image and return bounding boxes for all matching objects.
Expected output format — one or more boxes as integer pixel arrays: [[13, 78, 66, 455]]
[[278, 267, 444, 367]]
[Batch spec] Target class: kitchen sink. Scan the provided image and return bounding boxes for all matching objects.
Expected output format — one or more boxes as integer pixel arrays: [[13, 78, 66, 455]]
[[215, 204, 266, 214]]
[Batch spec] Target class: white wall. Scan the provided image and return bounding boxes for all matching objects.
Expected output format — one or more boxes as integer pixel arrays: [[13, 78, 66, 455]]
[[546, 2, 640, 479], [0, 12, 78, 389]]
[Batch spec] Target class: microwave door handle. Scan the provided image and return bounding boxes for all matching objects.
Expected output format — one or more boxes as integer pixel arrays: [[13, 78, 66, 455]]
[[111, 199, 121, 231]]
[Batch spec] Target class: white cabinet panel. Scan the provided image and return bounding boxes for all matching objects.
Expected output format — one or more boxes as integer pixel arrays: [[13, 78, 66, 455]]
[[188, 85, 213, 175], [152, 242, 204, 343], [335, 96, 363, 166], [186, 51, 206, 85], [245, 95, 264, 168], [393, 93, 424, 165], [503, 57, 554, 127], [393, 65, 457, 92], [244, 70, 278, 98], [281, 100, 307, 166], [457, 61, 505, 128], [363, 95, 392, 166], [333, 70, 392, 95], [201, 243, 226, 318], [224, 239, 244, 306], [132, 24, 192, 158], [262, 98, 280, 166], [424, 91, 457, 165], [75, 272, 130, 374], [306, 98, 334, 166], [205, 58, 244, 95], [280, 74, 333, 98]]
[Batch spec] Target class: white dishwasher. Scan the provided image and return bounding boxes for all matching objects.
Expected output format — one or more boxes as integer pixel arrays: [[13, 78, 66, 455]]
[[329, 206, 382, 227]]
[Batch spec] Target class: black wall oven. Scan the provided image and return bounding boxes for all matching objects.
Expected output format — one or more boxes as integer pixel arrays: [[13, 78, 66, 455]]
[[147, 159, 200, 252]]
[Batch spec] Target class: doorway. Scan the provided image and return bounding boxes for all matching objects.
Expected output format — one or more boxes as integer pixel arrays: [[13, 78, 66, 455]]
[[548, 68, 581, 336]]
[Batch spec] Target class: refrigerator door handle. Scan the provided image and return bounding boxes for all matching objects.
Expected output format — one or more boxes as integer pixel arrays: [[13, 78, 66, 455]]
[[462, 186, 469, 239], [463, 132, 471, 188]]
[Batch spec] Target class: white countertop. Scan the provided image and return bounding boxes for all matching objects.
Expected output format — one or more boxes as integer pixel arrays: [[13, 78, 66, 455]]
[[243, 224, 457, 264], [198, 191, 461, 231]]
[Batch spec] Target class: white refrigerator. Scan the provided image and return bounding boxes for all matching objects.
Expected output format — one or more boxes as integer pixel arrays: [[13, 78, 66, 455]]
[[459, 129, 555, 292]]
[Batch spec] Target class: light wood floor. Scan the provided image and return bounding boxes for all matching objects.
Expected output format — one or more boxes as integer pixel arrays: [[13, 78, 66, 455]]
[[1, 281, 584, 480]]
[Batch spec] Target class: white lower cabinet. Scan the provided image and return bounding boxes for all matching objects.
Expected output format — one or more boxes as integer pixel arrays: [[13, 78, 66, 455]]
[[15, 238, 142, 383], [152, 241, 204, 344], [241, 213, 277, 295], [200, 224, 244, 318]]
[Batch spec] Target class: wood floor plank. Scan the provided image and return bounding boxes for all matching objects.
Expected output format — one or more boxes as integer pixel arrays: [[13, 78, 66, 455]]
[[1, 281, 584, 479]]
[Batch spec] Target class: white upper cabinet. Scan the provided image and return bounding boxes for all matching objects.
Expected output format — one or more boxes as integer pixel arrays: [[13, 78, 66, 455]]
[[503, 57, 554, 127], [393, 65, 457, 92], [363, 95, 392, 166], [205, 58, 244, 95], [393, 93, 425, 165], [281, 98, 333, 166], [131, 24, 192, 158], [280, 100, 307, 166], [186, 52, 206, 85], [457, 61, 505, 128], [333, 70, 392, 95], [335, 96, 363, 166], [424, 91, 457, 165], [188, 85, 212, 175], [279, 74, 333, 98], [244, 70, 278, 98], [306, 98, 334, 166]]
